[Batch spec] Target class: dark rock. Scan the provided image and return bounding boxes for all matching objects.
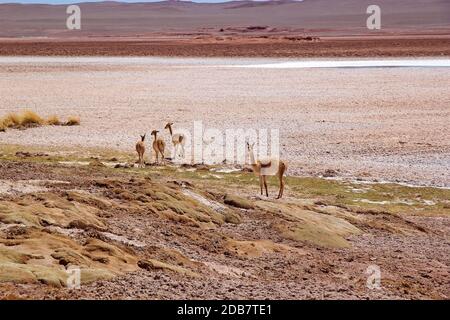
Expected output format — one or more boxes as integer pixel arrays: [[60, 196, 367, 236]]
[[322, 169, 338, 177]]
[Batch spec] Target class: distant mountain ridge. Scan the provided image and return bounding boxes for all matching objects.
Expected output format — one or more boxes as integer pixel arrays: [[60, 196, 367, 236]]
[[0, 0, 448, 37]]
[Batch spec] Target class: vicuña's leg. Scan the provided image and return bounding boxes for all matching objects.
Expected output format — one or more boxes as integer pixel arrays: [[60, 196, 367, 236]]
[[281, 177, 285, 198], [173, 144, 178, 159], [277, 163, 287, 199], [277, 174, 284, 199], [263, 175, 269, 197], [259, 176, 263, 195]]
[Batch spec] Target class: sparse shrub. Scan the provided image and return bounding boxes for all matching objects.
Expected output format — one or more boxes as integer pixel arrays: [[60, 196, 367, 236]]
[[3, 112, 22, 127], [20, 110, 44, 127], [0, 110, 80, 131], [0, 119, 6, 132], [65, 116, 80, 126], [46, 115, 61, 125]]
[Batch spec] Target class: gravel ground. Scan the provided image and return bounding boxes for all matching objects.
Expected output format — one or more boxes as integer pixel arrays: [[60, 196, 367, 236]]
[[1, 37, 450, 57], [0, 57, 449, 187], [0, 161, 448, 299]]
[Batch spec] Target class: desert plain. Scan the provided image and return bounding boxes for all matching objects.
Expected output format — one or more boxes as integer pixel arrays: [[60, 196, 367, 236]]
[[1, 57, 449, 187], [0, 0, 449, 300], [0, 56, 449, 300]]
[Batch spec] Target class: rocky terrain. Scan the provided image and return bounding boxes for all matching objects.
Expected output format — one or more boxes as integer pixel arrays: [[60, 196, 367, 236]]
[[2, 37, 449, 58], [1, 57, 449, 187], [1, 0, 448, 301], [1, 0, 449, 58], [0, 144, 448, 299]]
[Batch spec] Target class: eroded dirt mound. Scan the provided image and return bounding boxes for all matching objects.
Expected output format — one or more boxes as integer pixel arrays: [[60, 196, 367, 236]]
[[0, 158, 448, 299], [0, 172, 244, 288]]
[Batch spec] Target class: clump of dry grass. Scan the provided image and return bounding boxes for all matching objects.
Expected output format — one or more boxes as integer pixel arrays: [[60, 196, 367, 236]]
[[0, 110, 43, 130], [2, 112, 22, 127], [20, 110, 45, 127], [46, 115, 61, 126], [65, 116, 80, 126], [0, 111, 80, 132], [0, 119, 6, 132]]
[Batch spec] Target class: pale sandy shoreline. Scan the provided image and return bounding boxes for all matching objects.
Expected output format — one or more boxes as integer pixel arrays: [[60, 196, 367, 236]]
[[1, 57, 449, 187]]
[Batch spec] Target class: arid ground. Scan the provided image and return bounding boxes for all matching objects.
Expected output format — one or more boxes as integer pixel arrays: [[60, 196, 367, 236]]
[[1, 37, 450, 58], [0, 145, 448, 299], [0, 0, 449, 301], [1, 0, 449, 39], [0, 57, 449, 187], [1, 0, 449, 58], [0, 57, 449, 299]]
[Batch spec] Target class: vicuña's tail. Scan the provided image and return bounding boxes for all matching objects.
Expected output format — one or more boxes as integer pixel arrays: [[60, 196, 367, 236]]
[[158, 140, 165, 153]]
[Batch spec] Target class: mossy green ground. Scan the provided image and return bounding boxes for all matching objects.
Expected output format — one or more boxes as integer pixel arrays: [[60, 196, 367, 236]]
[[145, 167, 449, 217], [1, 143, 448, 218], [1, 144, 449, 297]]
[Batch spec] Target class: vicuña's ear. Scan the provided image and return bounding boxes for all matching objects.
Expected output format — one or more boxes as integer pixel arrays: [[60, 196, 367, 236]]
[[251, 142, 256, 147]]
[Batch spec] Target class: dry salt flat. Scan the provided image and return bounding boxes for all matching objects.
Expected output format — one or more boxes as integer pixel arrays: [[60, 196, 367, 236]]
[[0, 57, 449, 187]]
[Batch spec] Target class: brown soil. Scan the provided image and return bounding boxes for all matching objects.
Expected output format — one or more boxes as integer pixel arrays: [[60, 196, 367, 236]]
[[0, 155, 448, 300], [1, 37, 449, 57]]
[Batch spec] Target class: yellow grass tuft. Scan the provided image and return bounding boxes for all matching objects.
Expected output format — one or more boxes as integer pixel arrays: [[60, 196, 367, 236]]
[[20, 110, 44, 127], [65, 116, 80, 126], [46, 115, 61, 126], [0, 110, 45, 128], [0, 111, 80, 132], [3, 112, 22, 127], [0, 119, 6, 132]]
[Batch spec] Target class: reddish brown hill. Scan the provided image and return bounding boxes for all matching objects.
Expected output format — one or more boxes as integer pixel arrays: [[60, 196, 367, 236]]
[[0, 0, 448, 37]]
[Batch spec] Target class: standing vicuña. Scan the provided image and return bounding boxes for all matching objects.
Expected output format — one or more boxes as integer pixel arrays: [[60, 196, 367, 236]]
[[165, 122, 185, 159], [151, 130, 166, 164], [135, 134, 146, 168], [247, 142, 287, 199]]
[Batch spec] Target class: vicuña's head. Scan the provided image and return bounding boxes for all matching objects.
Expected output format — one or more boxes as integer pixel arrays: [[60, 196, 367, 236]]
[[140, 134, 146, 141], [246, 142, 256, 151], [151, 130, 159, 136], [164, 122, 173, 129]]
